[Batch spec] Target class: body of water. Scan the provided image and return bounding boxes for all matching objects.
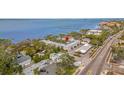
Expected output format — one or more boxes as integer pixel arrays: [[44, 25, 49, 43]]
[[0, 18, 123, 43]]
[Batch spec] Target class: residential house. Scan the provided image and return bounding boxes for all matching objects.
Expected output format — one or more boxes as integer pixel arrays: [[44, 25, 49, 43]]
[[87, 30, 102, 35], [63, 40, 81, 51], [42, 40, 65, 48], [23, 59, 50, 75], [62, 35, 74, 42], [42, 39, 81, 52], [16, 54, 32, 68], [82, 38, 91, 44], [50, 53, 63, 63]]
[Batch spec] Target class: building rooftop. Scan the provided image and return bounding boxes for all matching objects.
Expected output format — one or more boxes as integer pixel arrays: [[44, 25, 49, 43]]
[[42, 39, 80, 48], [16, 54, 31, 63], [88, 29, 102, 32], [73, 61, 82, 67], [65, 40, 80, 47], [76, 44, 92, 53], [42, 40, 65, 47], [23, 59, 50, 75], [82, 38, 91, 43]]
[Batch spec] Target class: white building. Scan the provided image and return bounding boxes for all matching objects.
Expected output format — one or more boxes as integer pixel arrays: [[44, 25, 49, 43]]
[[82, 38, 91, 44], [42, 39, 81, 52], [73, 61, 82, 67], [50, 53, 63, 63], [76, 44, 92, 54], [16, 54, 32, 68], [42, 40, 65, 48], [23, 59, 50, 75], [63, 40, 81, 51], [87, 30, 102, 35]]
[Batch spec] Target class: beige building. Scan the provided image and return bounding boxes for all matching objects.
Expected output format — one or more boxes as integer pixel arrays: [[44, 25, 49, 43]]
[[87, 30, 102, 35]]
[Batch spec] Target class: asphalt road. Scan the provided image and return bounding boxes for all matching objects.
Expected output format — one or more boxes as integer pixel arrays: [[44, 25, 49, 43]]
[[79, 31, 123, 75]]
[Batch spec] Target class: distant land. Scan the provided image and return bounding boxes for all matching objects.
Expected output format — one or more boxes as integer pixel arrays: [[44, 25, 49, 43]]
[[0, 18, 124, 43]]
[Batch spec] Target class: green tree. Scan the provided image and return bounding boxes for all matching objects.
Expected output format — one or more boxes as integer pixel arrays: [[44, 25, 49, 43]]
[[0, 38, 11, 45], [45, 35, 66, 44], [56, 53, 76, 75], [32, 40, 46, 52], [33, 54, 42, 63], [85, 30, 110, 46], [80, 29, 89, 34], [112, 47, 124, 60], [25, 47, 36, 57], [33, 67, 40, 75], [68, 32, 82, 40], [0, 47, 22, 75]]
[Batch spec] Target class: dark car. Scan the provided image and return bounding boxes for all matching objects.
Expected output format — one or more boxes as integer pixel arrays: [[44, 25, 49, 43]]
[[40, 68, 46, 72]]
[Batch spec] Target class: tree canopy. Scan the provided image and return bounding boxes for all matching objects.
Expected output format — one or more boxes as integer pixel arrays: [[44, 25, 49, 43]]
[[56, 53, 76, 75], [0, 47, 22, 75], [68, 32, 82, 40]]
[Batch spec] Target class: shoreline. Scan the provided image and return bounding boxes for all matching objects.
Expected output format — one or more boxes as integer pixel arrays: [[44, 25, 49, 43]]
[[2, 26, 100, 44], [0, 18, 124, 43]]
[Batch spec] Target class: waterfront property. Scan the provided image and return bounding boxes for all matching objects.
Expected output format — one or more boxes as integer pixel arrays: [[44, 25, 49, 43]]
[[42, 39, 81, 52], [62, 35, 74, 42], [1, 19, 124, 75], [64, 40, 81, 51], [87, 30, 102, 35], [42, 40, 65, 48]]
